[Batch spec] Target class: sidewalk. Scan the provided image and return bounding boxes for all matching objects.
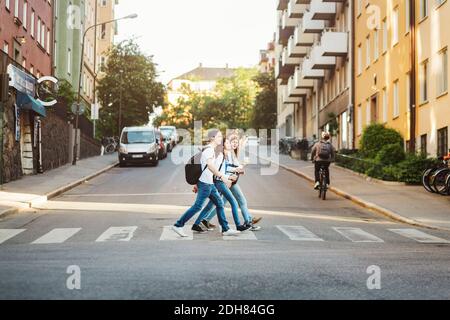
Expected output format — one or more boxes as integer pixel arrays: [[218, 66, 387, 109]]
[[262, 153, 450, 231], [0, 154, 118, 217]]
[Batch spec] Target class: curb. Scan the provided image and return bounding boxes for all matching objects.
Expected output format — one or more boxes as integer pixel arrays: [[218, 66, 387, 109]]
[[29, 162, 119, 208], [261, 157, 450, 232], [0, 207, 19, 220]]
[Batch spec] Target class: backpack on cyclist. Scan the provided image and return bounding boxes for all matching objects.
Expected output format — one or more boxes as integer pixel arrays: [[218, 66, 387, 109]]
[[318, 142, 332, 160], [185, 147, 211, 185]]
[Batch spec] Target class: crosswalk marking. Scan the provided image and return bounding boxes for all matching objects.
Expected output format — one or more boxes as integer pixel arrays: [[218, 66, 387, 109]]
[[96, 227, 137, 242], [223, 231, 257, 241], [0, 229, 26, 244], [160, 226, 194, 241], [276, 226, 324, 241], [389, 229, 450, 244], [333, 227, 384, 243], [32, 228, 82, 245]]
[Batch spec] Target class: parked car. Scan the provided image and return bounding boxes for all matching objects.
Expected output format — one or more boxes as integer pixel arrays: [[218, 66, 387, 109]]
[[160, 130, 173, 152], [159, 126, 178, 148], [118, 126, 159, 167], [155, 129, 168, 159]]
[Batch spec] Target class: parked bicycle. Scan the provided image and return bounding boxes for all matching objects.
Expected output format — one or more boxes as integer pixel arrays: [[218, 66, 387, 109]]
[[422, 152, 450, 195], [102, 136, 119, 154]]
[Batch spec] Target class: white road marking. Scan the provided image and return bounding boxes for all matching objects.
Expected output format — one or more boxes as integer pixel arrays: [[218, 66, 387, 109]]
[[389, 229, 450, 244], [276, 226, 324, 241], [96, 227, 137, 242], [333, 227, 384, 243], [223, 231, 257, 241], [0, 229, 26, 244], [62, 193, 193, 197], [32, 228, 82, 244], [160, 226, 194, 241]]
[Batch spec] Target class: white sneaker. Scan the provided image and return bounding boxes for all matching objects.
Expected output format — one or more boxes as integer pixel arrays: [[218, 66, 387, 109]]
[[251, 225, 262, 231], [222, 229, 241, 237], [171, 226, 189, 238], [314, 182, 320, 190]]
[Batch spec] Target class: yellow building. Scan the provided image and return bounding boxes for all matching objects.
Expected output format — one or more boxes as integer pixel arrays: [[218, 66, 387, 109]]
[[416, 0, 449, 157], [354, 0, 413, 148]]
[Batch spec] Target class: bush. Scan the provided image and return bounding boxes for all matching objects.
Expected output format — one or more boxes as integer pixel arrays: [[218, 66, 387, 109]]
[[375, 143, 406, 166], [393, 153, 440, 184], [360, 124, 404, 158]]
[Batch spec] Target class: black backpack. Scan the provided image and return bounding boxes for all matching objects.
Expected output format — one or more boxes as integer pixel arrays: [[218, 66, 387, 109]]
[[318, 142, 332, 160], [185, 147, 211, 185]]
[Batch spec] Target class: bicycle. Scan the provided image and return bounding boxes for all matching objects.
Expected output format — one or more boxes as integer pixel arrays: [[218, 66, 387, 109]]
[[422, 153, 450, 195], [102, 137, 119, 154]]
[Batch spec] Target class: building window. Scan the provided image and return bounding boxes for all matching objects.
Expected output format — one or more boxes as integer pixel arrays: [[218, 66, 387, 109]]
[[47, 29, 51, 54], [437, 127, 448, 157], [357, 44, 362, 75], [420, 0, 428, 19], [374, 29, 379, 60], [14, 0, 19, 18], [41, 22, 45, 48], [406, 73, 411, 112], [421, 134, 427, 155], [366, 36, 371, 67], [366, 100, 371, 125], [67, 48, 72, 75], [382, 19, 388, 53], [6, 0, 10, 11], [393, 80, 399, 118], [420, 60, 429, 103], [357, 104, 362, 135], [23, 1, 27, 29], [392, 7, 399, 46], [30, 10, 35, 38], [437, 48, 448, 95], [382, 87, 388, 123], [405, 0, 410, 33], [2, 42, 8, 55], [22, 57, 26, 68], [37, 17, 41, 44], [30, 64, 34, 75]]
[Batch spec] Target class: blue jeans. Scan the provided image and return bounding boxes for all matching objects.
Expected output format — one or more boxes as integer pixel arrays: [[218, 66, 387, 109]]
[[204, 184, 252, 225], [174, 182, 230, 232], [195, 180, 241, 227]]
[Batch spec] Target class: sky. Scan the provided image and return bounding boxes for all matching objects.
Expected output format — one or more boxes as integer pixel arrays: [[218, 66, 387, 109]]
[[114, 0, 277, 84]]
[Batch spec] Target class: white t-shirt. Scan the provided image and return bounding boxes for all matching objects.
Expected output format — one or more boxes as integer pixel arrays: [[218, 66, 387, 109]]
[[199, 146, 215, 184]]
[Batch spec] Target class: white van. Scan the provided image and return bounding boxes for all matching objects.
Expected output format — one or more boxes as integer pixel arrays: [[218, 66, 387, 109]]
[[159, 126, 178, 148], [118, 126, 160, 167]]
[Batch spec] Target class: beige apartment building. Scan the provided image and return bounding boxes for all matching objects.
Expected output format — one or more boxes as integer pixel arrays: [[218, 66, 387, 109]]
[[275, 0, 352, 149], [415, 0, 449, 157]]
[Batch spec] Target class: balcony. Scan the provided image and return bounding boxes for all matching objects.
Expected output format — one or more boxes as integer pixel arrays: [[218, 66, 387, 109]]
[[302, 10, 325, 33], [277, 0, 289, 10], [310, 44, 336, 69], [278, 10, 295, 46], [320, 29, 348, 56], [288, 75, 309, 98], [283, 84, 301, 104], [287, 35, 308, 59], [276, 60, 296, 85], [294, 66, 315, 89], [294, 22, 315, 46], [301, 57, 325, 79], [310, 0, 336, 20], [287, 0, 309, 19], [282, 9, 298, 29]]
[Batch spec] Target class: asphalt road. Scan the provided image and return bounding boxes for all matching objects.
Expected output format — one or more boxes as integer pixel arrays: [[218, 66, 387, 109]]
[[0, 147, 449, 300]]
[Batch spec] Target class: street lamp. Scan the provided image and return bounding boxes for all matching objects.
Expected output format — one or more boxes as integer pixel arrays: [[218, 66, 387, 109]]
[[73, 14, 138, 165]]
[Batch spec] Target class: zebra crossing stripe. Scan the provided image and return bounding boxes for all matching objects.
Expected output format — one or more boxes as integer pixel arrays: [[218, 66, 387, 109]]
[[96, 227, 137, 242], [333, 227, 384, 243], [276, 226, 324, 241], [160, 226, 194, 241], [0, 229, 26, 244], [223, 231, 257, 241], [389, 229, 450, 244], [32, 228, 82, 245]]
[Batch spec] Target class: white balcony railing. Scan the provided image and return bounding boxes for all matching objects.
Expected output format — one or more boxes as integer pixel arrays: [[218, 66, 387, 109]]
[[287, 35, 308, 59], [320, 29, 348, 56], [294, 66, 315, 89], [282, 9, 299, 29], [310, 0, 336, 20], [288, 75, 309, 98], [282, 46, 302, 66], [283, 84, 301, 103], [302, 10, 325, 33], [301, 57, 325, 79], [294, 21, 315, 46], [310, 44, 336, 69], [287, 0, 309, 19]]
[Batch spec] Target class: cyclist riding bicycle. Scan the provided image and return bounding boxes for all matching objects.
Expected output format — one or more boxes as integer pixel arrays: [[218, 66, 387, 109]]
[[311, 132, 336, 190], [444, 152, 450, 161]]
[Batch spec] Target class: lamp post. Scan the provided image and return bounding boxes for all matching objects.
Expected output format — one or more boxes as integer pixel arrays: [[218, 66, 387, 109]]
[[72, 14, 138, 165], [118, 69, 123, 136]]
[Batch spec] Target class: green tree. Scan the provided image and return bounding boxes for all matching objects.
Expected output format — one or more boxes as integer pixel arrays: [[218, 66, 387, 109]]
[[97, 39, 165, 137], [251, 71, 277, 130]]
